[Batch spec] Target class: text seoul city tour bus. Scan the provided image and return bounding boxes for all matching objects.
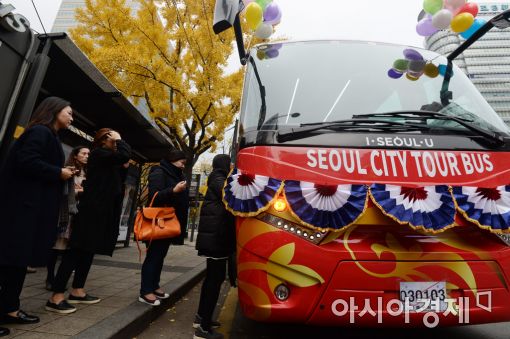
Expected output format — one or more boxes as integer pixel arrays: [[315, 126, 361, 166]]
[[213, 3, 510, 328]]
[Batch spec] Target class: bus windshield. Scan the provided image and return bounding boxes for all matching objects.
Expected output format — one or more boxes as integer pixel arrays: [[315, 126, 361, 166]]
[[240, 40, 510, 136]]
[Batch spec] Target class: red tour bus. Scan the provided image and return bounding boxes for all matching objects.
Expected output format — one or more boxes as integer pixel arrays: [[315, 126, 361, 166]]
[[213, 2, 510, 327]]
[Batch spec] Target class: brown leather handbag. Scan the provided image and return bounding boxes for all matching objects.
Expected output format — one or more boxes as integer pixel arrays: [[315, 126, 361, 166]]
[[134, 192, 181, 243]]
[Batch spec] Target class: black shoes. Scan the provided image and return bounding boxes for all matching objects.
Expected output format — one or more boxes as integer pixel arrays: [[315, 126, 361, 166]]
[[0, 327, 9, 337], [193, 325, 224, 339], [2, 310, 40, 324], [45, 300, 77, 314], [193, 314, 221, 329], [68, 294, 101, 305]]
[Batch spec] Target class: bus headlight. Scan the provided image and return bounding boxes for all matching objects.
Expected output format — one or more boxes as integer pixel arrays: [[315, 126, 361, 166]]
[[273, 198, 287, 212], [274, 284, 290, 301]]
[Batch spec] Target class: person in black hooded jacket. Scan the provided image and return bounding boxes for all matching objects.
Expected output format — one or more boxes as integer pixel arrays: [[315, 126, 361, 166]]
[[138, 149, 189, 306], [193, 154, 235, 339]]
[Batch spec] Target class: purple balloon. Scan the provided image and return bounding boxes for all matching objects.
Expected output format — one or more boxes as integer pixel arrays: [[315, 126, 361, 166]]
[[264, 3, 282, 25], [264, 3, 280, 21], [403, 48, 423, 61], [416, 17, 438, 36], [271, 43, 283, 50], [388, 68, 403, 79], [266, 48, 279, 58]]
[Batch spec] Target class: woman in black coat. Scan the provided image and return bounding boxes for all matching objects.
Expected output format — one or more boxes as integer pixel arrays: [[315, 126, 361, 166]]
[[138, 149, 188, 306], [193, 154, 235, 339], [0, 97, 74, 335], [47, 128, 131, 314]]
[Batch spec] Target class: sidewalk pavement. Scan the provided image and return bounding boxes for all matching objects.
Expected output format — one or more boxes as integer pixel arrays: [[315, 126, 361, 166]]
[[4, 237, 206, 339]]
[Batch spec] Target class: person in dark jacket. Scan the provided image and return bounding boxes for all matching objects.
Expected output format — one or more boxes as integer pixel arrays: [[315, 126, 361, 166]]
[[193, 154, 235, 339], [47, 128, 131, 314], [138, 149, 188, 306], [0, 97, 74, 336], [46, 146, 90, 291]]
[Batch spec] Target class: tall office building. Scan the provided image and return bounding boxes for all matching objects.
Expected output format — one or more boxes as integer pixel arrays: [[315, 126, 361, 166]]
[[52, 0, 141, 33], [51, 0, 154, 119], [424, 2, 510, 126]]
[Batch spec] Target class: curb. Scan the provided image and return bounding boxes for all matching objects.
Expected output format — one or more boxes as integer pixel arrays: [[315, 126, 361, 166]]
[[74, 262, 206, 339]]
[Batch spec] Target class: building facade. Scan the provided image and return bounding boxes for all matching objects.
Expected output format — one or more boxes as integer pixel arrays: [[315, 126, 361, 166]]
[[51, 0, 141, 33], [424, 2, 510, 126]]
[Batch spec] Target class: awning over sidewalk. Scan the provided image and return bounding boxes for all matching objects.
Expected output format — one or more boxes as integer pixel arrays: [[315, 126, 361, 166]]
[[40, 34, 171, 162]]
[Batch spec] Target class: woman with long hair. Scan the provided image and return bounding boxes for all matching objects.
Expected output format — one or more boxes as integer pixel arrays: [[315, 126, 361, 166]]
[[0, 97, 74, 336], [47, 128, 131, 314], [46, 146, 90, 291]]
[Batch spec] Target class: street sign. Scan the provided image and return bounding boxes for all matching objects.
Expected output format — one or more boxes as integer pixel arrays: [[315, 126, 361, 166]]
[[189, 173, 201, 198]]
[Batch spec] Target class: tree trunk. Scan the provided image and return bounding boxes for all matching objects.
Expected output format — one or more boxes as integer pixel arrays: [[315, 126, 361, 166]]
[[184, 152, 194, 183]]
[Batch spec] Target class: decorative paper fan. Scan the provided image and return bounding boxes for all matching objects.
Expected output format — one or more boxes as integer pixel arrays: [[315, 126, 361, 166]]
[[284, 181, 368, 230], [223, 168, 282, 216], [370, 184, 455, 231], [452, 186, 510, 232]]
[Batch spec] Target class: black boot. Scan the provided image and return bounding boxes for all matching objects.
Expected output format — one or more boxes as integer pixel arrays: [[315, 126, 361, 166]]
[[0, 327, 10, 337]]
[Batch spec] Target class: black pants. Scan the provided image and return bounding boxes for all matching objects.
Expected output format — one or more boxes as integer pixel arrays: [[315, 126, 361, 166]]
[[52, 248, 94, 293], [197, 258, 227, 331], [0, 266, 27, 314], [140, 239, 171, 295], [46, 249, 65, 284]]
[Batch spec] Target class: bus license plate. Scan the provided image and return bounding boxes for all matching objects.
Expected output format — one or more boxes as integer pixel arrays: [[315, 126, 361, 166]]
[[399, 281, 447, 312]]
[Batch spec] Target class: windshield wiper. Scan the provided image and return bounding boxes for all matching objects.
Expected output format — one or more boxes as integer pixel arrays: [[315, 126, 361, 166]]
[[277, 119, 431, 142], [352, 111, 506, 146]]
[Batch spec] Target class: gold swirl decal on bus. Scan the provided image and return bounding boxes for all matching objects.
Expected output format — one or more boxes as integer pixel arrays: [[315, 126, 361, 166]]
[[238, 243, 324, 288], [237, 280, 272, 320], [343, 227, 477, 293], [237, 235, 325, 319]]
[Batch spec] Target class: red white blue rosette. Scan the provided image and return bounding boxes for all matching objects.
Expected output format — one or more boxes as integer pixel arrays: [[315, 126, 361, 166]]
[[452, 186, 510, 233], [370, 184, 455, 232], [223, 168, 282, 216], [284, 181, 368, 230]]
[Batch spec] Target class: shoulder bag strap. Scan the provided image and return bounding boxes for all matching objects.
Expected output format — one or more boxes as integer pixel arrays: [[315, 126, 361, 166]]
[[148, 191, 159, 207]]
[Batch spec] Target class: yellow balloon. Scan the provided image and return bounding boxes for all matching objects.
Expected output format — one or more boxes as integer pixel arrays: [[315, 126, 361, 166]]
[[245, 2, 263, 31], [424, 63, 439, 78], [451, 12, 474, 33], [406, 73, 419, 81]]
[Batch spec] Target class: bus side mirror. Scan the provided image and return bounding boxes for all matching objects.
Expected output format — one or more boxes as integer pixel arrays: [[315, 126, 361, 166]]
[[212, 0, 247, 65], [213, 0, 243, 34], [491, 9, 510, 29]]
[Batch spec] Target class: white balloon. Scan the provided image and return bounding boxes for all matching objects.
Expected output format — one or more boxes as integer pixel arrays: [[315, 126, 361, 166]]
[[255, 22, 273, 39], [432, 9, 453, 30]]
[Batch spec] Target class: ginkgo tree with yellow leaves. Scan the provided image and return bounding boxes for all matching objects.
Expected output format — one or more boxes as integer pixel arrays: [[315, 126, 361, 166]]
[[71, 0, 243, 179]]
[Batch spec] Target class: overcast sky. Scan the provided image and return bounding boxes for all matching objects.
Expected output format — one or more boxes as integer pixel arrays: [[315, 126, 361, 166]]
[[7, 0, 502, 47]]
